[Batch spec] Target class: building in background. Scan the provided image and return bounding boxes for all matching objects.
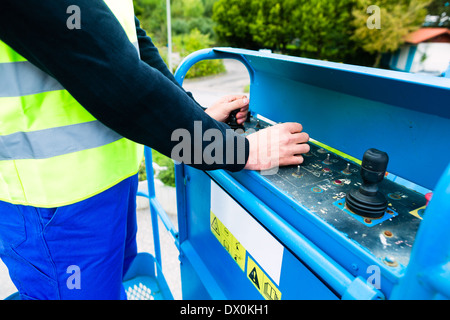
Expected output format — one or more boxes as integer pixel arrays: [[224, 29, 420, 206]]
[[388, 28, 450, 76]]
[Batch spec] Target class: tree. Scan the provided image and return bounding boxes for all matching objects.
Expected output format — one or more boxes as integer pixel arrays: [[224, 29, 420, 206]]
[[173, 29, 225, 77], [352, 0, 431, 67], [213, 0, 358, 62], [249, 0, 292, 51], [133, 0, 167, 43], [425, 0, 450, 27], [288, 0, 356, 61], [212, 0, 260, 49], [134, 0, 218, 43]]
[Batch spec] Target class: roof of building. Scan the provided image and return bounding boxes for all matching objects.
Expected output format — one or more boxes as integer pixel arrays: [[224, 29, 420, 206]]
[[405, 28, 450, 44]]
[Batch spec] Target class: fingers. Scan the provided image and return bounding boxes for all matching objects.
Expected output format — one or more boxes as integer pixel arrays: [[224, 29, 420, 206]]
[[271, 122, 310, 167], [278, 122, 303, 134], [244, 121, 311, 172], [207, 95, 250, 123], [225, 95, 249, 124], [225, 94, 248, 103], [236, 105, 249, 124], [226, 95, 249, 113], [291, 132, 310, 144], [291, 141, 310, 155]]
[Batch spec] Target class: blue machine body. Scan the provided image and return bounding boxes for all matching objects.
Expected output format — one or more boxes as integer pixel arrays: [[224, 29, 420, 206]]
[[172, 48, 450, 300]]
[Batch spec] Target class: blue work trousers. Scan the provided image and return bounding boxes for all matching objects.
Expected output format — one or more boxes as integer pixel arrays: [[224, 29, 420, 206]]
[[0, 174, 139, 300]]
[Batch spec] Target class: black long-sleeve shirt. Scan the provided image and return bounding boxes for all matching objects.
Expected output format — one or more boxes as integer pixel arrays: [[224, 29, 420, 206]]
[[0, 0, 249, 171]]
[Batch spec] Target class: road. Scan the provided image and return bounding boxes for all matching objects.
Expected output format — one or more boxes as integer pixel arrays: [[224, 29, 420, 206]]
[[182, 58, 250, 107], [0, 59, 250, 300]]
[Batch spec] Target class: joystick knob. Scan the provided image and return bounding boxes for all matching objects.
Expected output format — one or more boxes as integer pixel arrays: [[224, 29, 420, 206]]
[[226, 109, 244, 130], [345, 148, 389, 218]]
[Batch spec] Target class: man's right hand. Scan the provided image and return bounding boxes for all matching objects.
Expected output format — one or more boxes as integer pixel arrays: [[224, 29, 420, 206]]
[[244, 123, 310, 172]]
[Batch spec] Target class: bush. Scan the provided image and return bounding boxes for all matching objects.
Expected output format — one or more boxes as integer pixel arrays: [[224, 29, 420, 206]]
[[173, 28, 225, 78], [152, 150, 176, 187], [138, 150, 176, 187]]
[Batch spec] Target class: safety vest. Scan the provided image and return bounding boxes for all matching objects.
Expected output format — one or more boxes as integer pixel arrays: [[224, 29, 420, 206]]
[[0, 0, 144, 207]]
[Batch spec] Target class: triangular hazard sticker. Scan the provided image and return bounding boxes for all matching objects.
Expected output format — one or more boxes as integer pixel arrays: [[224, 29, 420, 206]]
[[211, 217, 220, 236], [249, 267, 260, 289]]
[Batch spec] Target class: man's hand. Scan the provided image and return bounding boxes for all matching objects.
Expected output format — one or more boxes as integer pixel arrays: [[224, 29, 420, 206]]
[[205, 94, 249, 124], [244, 123, 310, 172]]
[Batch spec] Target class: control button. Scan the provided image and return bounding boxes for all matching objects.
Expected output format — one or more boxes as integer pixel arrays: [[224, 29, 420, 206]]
[[292, 165, 303, 178], [333, 179, 343, 186], [311, 187, 323, 193], [323, 154, 332, 165], [342, 163, 352, 175], [322, 167, 331, 173], [388, 193, 402, 200], [425, 192, 432, 206]]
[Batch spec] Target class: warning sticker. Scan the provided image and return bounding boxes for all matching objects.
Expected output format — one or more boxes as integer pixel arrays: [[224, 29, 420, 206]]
[[409, 205, 426, 220], [210, 182, 284, 300], [210, 211, 246, 271], [247, 256, 281, 300]]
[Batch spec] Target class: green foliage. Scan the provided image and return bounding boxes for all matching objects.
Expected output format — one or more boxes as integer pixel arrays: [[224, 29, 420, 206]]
[[157, 167, 176, 187], [249, 0, 292, 51], [212, 0, 432, 66], [152, 150, 175, 187], [213, 0, 358, 61], [133, 0, 167, 42], [135, 0, 433, 69], [425, 0, 450, 27], [212, 0, 259, 49], [134, 0, 219, 43], [138, 150, 176, 187], [173, 29, 226, 78], [134, 0, 223, 77], [289, 0, 357, 61], [138, 158, 147, 181], [352, 0, 431, 66]]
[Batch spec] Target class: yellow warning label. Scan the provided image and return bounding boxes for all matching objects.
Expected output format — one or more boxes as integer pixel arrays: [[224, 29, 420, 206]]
[[409, 205, 426, 220], [247, 256, 281, 300], [210, 211, 246, 271]]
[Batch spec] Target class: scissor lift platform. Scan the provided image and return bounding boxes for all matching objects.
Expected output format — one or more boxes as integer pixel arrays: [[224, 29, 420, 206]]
[[4, 47, 450, 300]]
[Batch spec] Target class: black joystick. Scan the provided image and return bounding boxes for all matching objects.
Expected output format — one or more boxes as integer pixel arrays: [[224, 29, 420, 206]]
[[345, 148, 389, 218], [226, 109, 244, 130]]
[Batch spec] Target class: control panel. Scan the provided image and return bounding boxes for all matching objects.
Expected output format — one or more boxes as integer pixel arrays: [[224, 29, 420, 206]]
[[234, 113, 428, 268]]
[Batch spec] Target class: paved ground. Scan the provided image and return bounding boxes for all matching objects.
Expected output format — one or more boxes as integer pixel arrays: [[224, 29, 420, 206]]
[[182, 58, 250, 108], [0, 59, 250, 300]]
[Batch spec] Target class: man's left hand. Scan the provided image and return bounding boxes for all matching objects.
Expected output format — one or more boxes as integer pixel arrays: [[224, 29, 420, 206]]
[[205, 94, 249, 124]]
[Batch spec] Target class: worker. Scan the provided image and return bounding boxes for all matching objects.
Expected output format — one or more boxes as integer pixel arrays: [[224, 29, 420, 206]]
[[0, 0, 310, 299]]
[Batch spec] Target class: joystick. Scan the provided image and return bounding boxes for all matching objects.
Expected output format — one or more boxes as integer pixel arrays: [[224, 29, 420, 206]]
[[226, 109, 244, 130], [345, 148, 389, 218]]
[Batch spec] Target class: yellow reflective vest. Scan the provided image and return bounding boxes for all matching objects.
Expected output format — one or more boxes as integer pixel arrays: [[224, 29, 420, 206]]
[[0, 0, 144, 207]]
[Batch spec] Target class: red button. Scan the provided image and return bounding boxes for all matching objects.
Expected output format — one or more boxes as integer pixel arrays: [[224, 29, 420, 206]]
[[425, 192, 432, 206]]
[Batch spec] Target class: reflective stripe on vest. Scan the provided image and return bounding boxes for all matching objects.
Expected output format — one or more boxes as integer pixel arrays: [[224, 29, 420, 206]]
[[0, 0, 144, 207]]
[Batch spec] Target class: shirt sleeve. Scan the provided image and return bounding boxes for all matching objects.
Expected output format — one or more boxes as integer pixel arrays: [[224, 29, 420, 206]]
[[0, 0, 248, 171], [134, 17, 205, 110]]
